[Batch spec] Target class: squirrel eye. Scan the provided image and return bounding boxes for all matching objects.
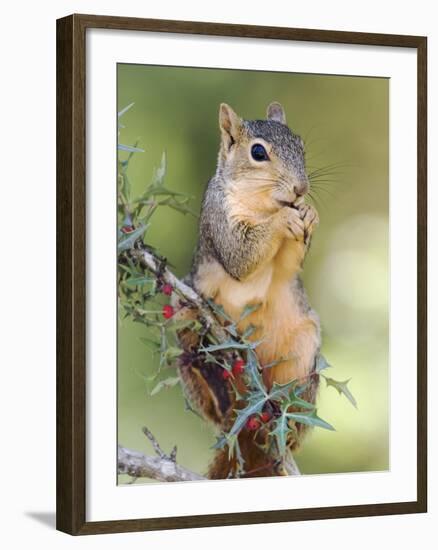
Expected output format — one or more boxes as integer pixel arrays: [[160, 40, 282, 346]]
[[251, 143, 269, 162]]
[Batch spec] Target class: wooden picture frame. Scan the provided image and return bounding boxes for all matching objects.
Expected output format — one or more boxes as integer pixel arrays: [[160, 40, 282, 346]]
[[56, 13, 427, 535]]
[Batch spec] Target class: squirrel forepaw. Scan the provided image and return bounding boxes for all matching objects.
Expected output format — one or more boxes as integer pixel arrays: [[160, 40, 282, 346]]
[[282, 207, 305, 241], [298, 204, 319, 243]]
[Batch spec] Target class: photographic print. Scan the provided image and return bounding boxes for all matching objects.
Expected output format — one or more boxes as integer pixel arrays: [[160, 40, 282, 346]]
[[117, 64, 389, 483], [57, 14, 426, 533]]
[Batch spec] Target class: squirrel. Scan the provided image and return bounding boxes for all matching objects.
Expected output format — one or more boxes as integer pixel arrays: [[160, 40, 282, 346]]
[[173, 102, 321, 479]]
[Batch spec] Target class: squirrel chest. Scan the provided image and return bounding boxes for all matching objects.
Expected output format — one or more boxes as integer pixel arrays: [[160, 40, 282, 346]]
[[195, 236, 316, 386]]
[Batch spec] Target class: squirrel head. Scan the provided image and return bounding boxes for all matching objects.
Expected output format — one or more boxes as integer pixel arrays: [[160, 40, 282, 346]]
[[217, 102, 309, 216]]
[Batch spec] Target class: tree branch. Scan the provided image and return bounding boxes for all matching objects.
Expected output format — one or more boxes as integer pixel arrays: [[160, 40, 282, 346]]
[[118, 428, 205, 482], [133, 247, 229, 343], [118, 428, 301, 483]]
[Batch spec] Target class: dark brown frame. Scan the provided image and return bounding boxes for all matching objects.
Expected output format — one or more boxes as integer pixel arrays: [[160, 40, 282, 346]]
[[57, 13, 428, 535]]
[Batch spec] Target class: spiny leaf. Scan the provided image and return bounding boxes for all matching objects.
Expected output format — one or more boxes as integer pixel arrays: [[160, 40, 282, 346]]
[[212, 434, 228, 450], [118, 263, 139, 277], [269, 379, 297, 401], [315, 354, 331, 373], [118, 102, 135, 118], [143, 188, 187, 198], [150, 376, 180, 396], [117, 225, 148, 252], [324, 376, 357, 409], [151, 151, 166, 186], [270, 413, 297, 457], [286, 394, 316, 411], [118, 143, 145, 153], [226, 392, 269, 441], [183, 397, 203, 419], [206, 300, 234, 323], [286, 410, 335, 431], [239, 302, 262, 322], [139, 336, 161, 351], [163, 347, 183, 362], [166, 319, 202, 333], [246, 349, 268, 397], [199, 340, 261, 353], [124, 276, 154, 287], [229, 379, 246, 401], [262, 354, 296, 370], [224, 323, 238, 338], [241, 324, 257, 339]]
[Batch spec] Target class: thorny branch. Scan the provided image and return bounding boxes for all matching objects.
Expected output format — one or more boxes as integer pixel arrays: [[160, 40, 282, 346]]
[[119, 245, 303, 483], [131, 246, 229, 343], [118, 427, 301, 484]]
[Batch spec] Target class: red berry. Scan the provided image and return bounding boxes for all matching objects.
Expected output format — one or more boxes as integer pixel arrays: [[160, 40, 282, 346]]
[[260, 411, 272, 423], [121, 225, 135, 234], [162, 304, 174, 319], [246, 416, 261, 431], [232, 359, 245, 376], [162, 283, 173, 296], [222, 369, 232, 380]]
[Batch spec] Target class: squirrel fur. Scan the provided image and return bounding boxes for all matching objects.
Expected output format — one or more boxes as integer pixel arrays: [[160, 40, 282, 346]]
[[174, 102, 321, 479]]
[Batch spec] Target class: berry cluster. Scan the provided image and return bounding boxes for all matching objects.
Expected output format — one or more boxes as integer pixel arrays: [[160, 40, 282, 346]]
[[160, 284, 175, 319], [222, 358, 246, 380], [246, 411, 272, 431]]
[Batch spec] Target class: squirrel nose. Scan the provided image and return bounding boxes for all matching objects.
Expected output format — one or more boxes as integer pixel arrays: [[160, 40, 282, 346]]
[[294, 179, 309, 197]]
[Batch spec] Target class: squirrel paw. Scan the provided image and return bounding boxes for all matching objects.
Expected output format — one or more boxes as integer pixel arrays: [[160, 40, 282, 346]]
[[298, 204, 319, 243], [282, 207, 305, 241]]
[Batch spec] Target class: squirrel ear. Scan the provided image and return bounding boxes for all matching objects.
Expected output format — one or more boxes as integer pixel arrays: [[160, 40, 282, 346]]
[[219, 103, 242, 148], [267, 102, 286, 124]]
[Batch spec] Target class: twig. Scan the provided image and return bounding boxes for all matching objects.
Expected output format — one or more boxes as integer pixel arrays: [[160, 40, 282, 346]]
[[142, 426, 168, 459], [118, 427, 205, 482], [118, 445, 205, 482]]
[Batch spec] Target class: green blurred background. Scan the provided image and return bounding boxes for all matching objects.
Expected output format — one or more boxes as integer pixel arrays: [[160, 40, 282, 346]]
[[117, 64, 389, 483]]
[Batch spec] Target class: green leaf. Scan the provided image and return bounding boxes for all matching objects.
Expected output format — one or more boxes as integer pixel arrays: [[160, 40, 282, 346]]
[[118, 143, 144, 153], [151, 151, 166, 186], [118, 263, 139, 277], [139, 336, 160, 351], [163, 347, 183, 361], [118, 102, 135, 118], [206, 300, 235, 323], [269, 379, 297, 401], [117, 225, 148, 252], [262, 354, 295, 369], [166, 319, 202, 333], [245, 349, 268, 397], [229, 406, 263, 438], [286, 410, 335, 431], [144, 188, 187, 198], [124, 276, 154, 287], [241, 324, 256, 339], [239, 302, 262, 321], [287, 394, 316, 411], [183, 397, 203, 419], [199, 340, 261, 353], [150, 376, 180, 396], [315, 354, 331, 373], [224, 323, 238, 338], [212, 434, 228, 450], [270, 414, 290, 456], [324, 376, 358, 409]]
